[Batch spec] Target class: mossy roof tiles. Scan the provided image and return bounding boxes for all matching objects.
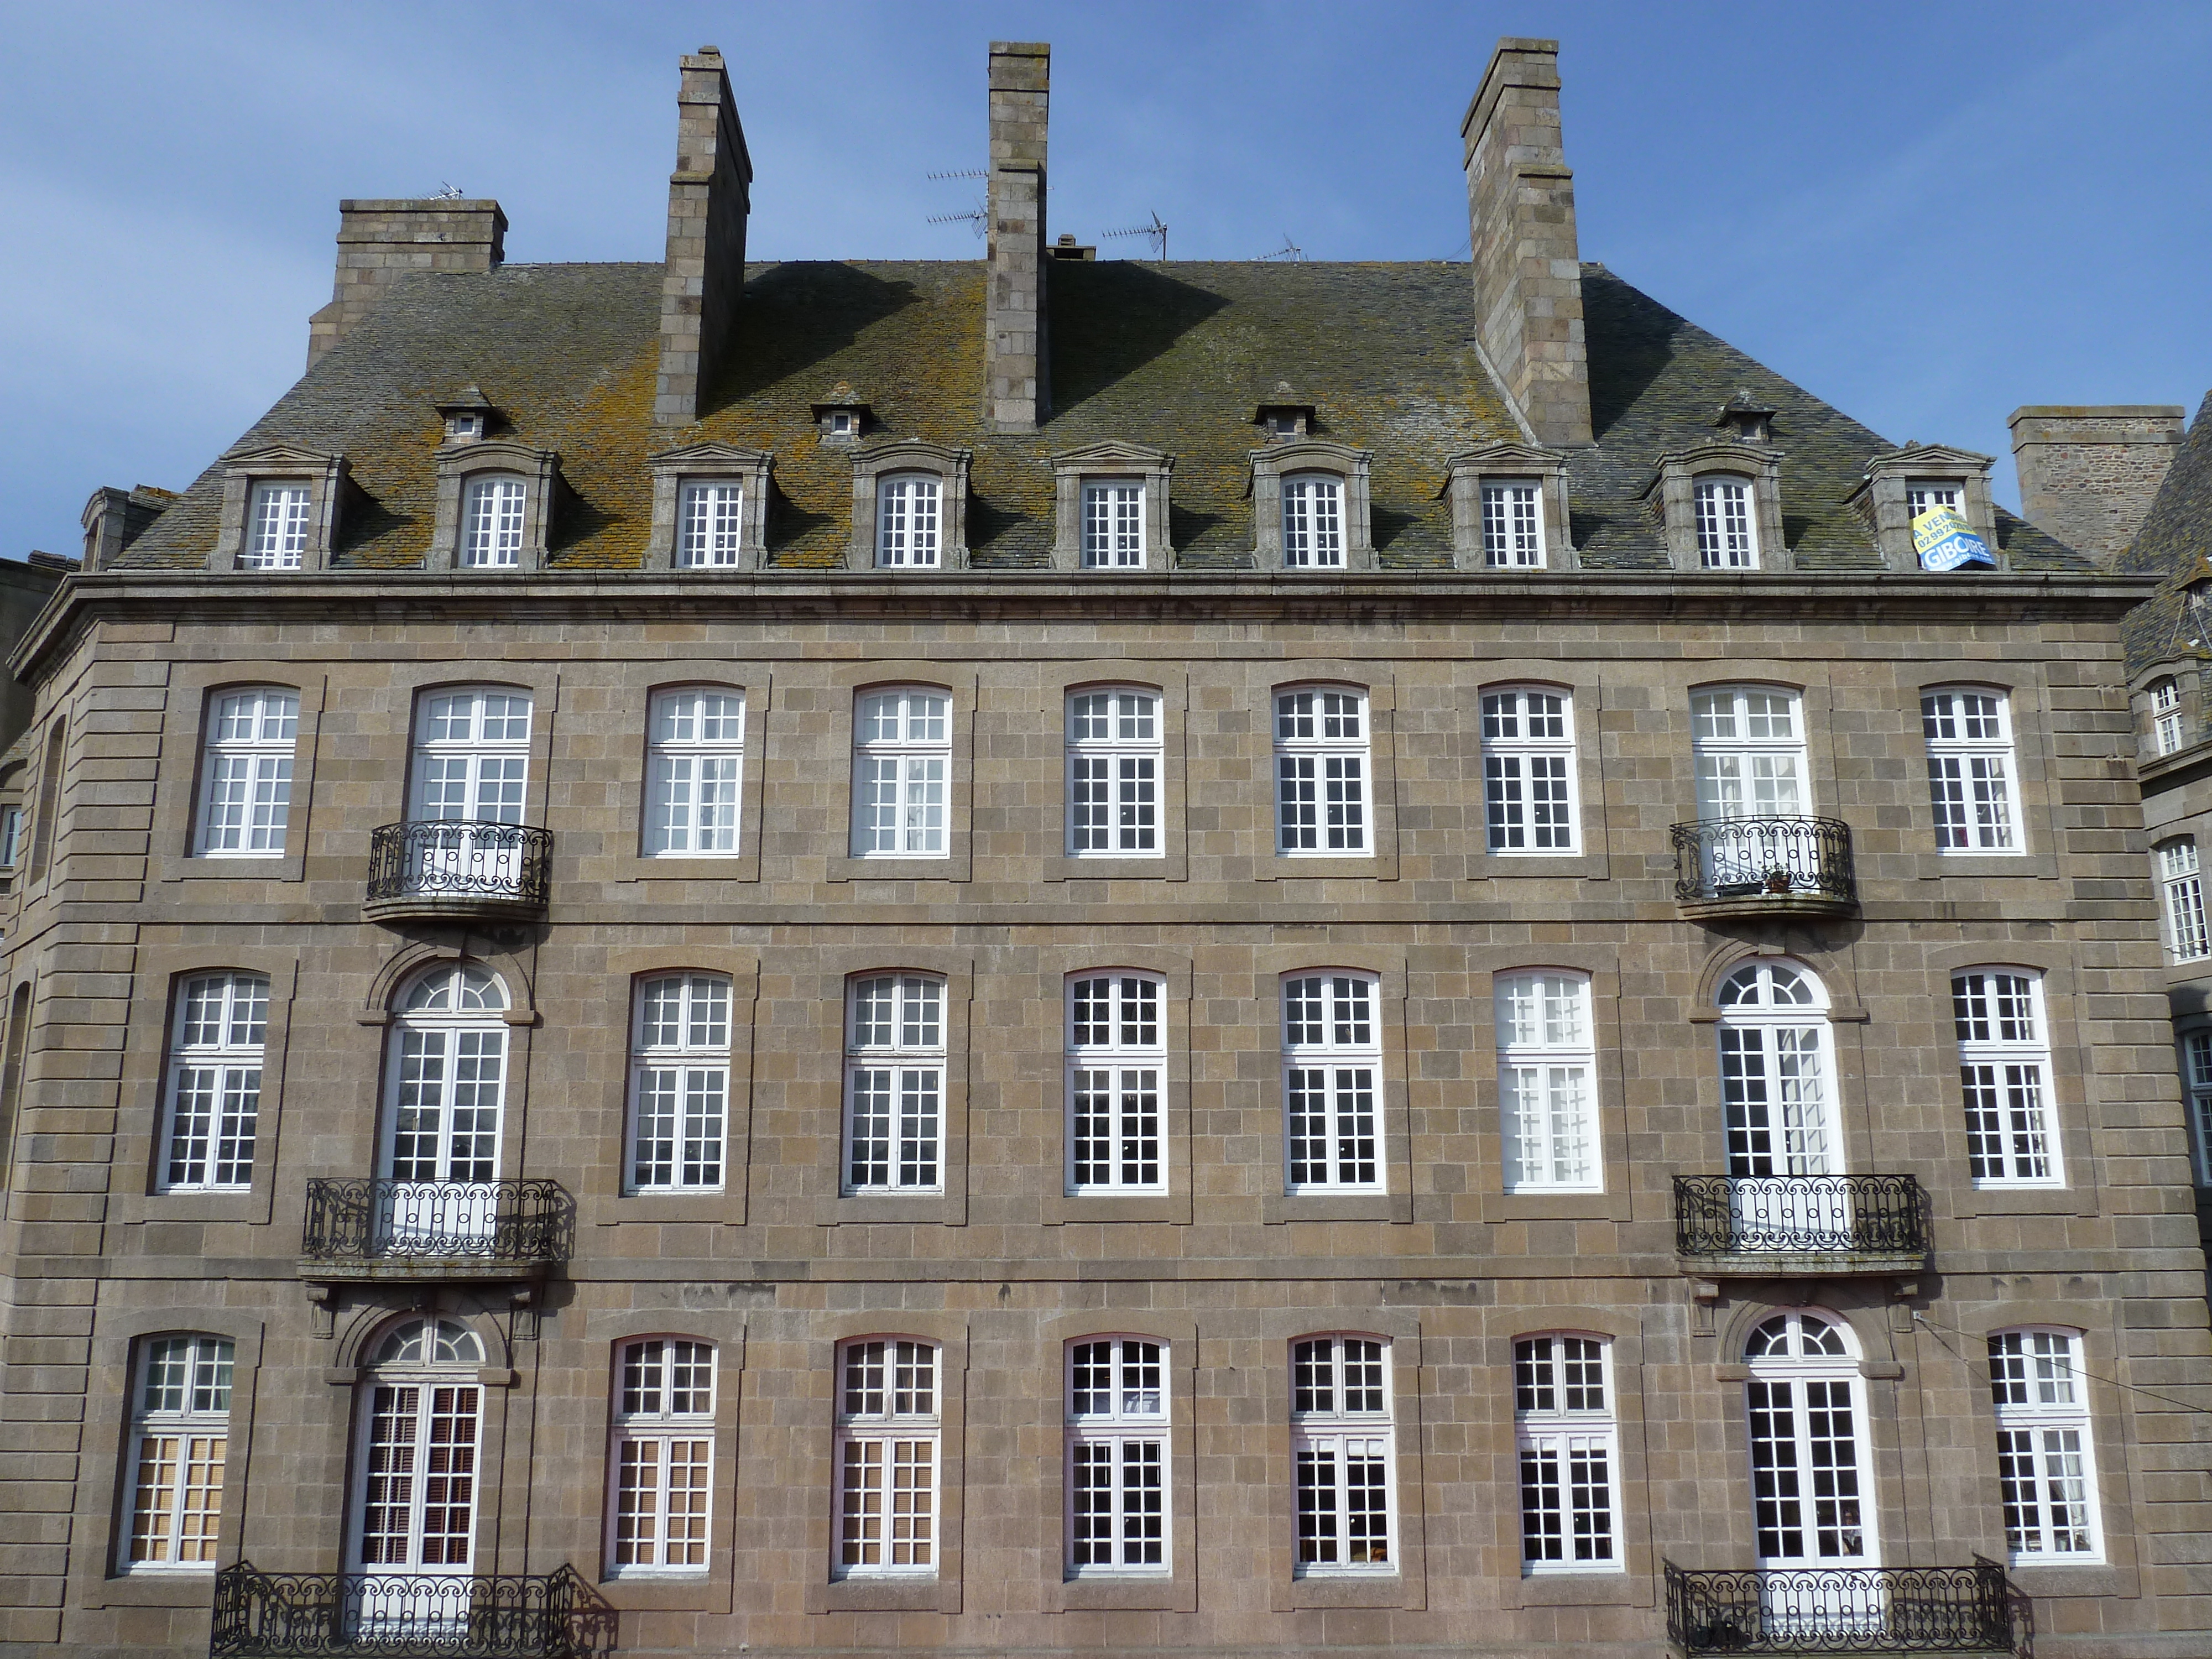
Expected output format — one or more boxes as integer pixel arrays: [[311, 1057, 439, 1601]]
[[2120, 390, 2212, 678]]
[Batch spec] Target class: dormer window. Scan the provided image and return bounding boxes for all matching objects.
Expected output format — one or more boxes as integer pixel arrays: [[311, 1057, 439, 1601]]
[[1443, 445, 1573, 573], [1050, 442, 1174, 572], [1256, 403, 1314, 443], [435, 385, 497, 446], [445, 412, 483, 441], [1268, 415, 1300, 440], [812, 390, 873, 446], [1083, 481, 1144, 569], [1693, 475, 1757, 569], [846, 441, 971, 572], [647, 444, 773, 572], [877, 475, 942, 568], [2153, 679, 2184, 757], [830, 411, 855, 437], [1906, 479, 1964, 517], [461, 475, 528, 568], [679, 482, 744, 568], [208, 447, 346, 575], [1482, 480, 1543, 568], [1647, 443, 1785, 575], [243, 482, 312, 571], [1282, 475, 1344, 568], [1853, 444, 1999, 572], [1249, 441, 1374, 573]]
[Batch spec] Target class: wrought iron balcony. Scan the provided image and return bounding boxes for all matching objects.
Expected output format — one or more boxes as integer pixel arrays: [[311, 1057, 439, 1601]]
[[1674, 1175, 1927, 1274], [210, 1564, 599, 1658], [1665, 1561, 2017, 1655], [1671, 816, 1856, 919], [364, 820, 552, 924], [299, 1178, 572, 1282]]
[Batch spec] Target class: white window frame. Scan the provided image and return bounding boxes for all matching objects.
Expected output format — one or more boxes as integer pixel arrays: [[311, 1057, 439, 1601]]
[[1290, 1334, 1396, 1576], [349, 1320, 484, 1575], [851, 687, 951, 858], [1922, 687, 2023, 853], [1952, 968, 2063, 1187], [1281, 971, 1384, 1195], [1743, 1311, 1876, 1571], [836, 1338, 941, 1579], [1065, 1337, 1170, 1575], [1066, 972, 1166, 1195], [2183, 1030, 2212, 1186], [1495, 971, 1600, 1193], [843, 974, 945, 1194], [1482, 686, 1579, 854], [646, 687, 744, 857], [1081, 480, 1146, 570], [195, 686, 300, 857], [409, 687, 532, 825], [1514, 1333, 1623, 1575], [1281, 474, 1345, 569], [460, 474, 528, 569], [2151, 679, 2184, 757], [380, 964, 510, 1201], [1987, 1328, 2102, 1563], [1692, 686, 1806, 822], [158, 972, 270, 1194], [1066, 688, 1161, 858], [121, 1334, 233, 1572], [626, 974, 732, 1193], [2161, 838, 2210, 963], [1274, 686, 1370, 856], [1481, 478, 1545, 569], [676, 481, 744, 568], [607, 1338, 716, 1577], [1904, 479, 1965, 519], [0, 803, 22, 868], [242, 481, 312, 571], [875, 474, 943, 569], [1693, 474, 1758, 569], [1715, 961, 1840, 1180]]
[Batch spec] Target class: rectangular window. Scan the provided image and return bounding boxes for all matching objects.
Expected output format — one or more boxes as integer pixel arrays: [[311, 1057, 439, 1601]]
[[1515, 1334, 1621, 1573], [1066, 1337, 1168, 1574], [844, 975, 944, 1193], [677, 481, 744, 567], [2185, 1031, 2212, 1186], [1281, 476, 1344, 568], [1066, 689, 1161, 857], [1692, 686, 1805, 823], [852, 687, 951, 857], [1282, 973, 1383, 1194], [1953, 969, 2060, 1186], [609, 1338, 715, 1574], [2152, 680, 2184, 757], [196, 687, 300, 857], [1693, 477, 1757, 569], [627, 975, 731, 1192], [1922, 688, 2021, 852], [2161, 839, 2209, 962], [837, 1339, 940, 1577], [1275, 687, 1370, 855], [877, 476, 942, 568], [1067, 973, 1165, 1193], [1082, 481, 1145, 569], [1905, 481, 1964, 517], [646, 687, 744, 856], [1496, 972, 1599, 1193], [1291, 1335, 1394, 1574], [460, 476, 527, 568], [0, 804, 20, 868], [243, 482, 312, 571], [159, 974, 270, 1193], [1988, 1329, 2101, 1562], [123, 1334, 232, 1569], [1481, 480, 1544, 568], [1482, 687, 1578, 853]]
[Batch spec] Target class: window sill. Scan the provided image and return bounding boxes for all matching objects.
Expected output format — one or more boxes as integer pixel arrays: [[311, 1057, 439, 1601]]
[[622, 853, 760, 884], [1044, 1572, 1192, 1614], [1916, 849, 2058, 881], [827, 852, 970, 884], [808, 1575, 957, 1614], [1951, 1184, 2094, 1219], [1478, 849, 1610, 882], [1042, 1192, 1188, 1225], [96, 1569, 220, 1607], [1510, 1569, 1642, 1609], [597, 1575, 718, 1612], [1272, 1570, 1407, 1611], [1046, 853, 1187, 883], [817, 1192, 964, 1227], [591, 1192, 737, 1225], [1259, 854, 1396, 882], [153, 851, 307, 886], [1265, 1192, 1410, 1224]]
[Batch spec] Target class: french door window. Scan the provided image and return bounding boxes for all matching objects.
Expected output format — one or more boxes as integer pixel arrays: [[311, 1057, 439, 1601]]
[[677, 482, 743, 567], [608, 1338, 716, 1574], [1275, 687, 1369, 854], [1067, 689, 1160, 856], [380, 966, 509, 1246], [852, 687, 950, 857], [1743, 1312, 1874, 1577], [159, 972, 270, 1192], [1482, 687, 1577, 852], [844, 974, 944, 1193], [1291, 1334, 1394, 1573], [1515, 1334, 1620, 1573], [1082, 481, 1145, 568], [1066, 1337, 1168, 1573], [836, 1339, 939, 1577], [1482, 480, 1543, 568], [196, 686, 299, 855], [1281, 475, 1344, 568], [1694, 476, 1757, 568], [1281, 972, 1383, 1193], [460, 476, 526, 568], [1987, 1328, 2100, 1561], [243, 482, 312, 570], [1067, 973, 1165, 1193], [876, 476, 942, 568], [352, 1319, 486, 1585], [123, 1334, 233, 1570], [628, 974, 732, 1192], [1952, 969, 2060, 1186]]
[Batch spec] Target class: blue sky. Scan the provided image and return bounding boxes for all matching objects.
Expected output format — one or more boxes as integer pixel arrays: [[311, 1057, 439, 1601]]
[[3, 0, 2208, 561]]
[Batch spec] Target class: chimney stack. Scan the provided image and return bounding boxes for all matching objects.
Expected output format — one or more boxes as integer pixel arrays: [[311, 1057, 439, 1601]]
[[655, 46, 754, 427], [1460, 39, 1591, 448], [2006, 404, 2188, 564], [307, 200, 506, 369], [985, 41, 1051, 431]]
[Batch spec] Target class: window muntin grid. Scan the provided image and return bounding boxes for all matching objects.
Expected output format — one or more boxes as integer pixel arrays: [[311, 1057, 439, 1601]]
[[0, 804, 21, 868], [1281, 474, 1345, 568], [353, 1358, 481, 1573], [1281, 972, 1383, 1194], [1952, 969, 2061, 1187], [646, 687, 744, 856], [1514, 1334, 1621, 1575], [608, 1339, 715, 1575], [243, 482, 312, 571], [410, 688, 531, 824], [2159, 838, 2209, 962], [1692, 687, 1805, 820], [123, 1334, 233, 1571], [627, 975, 732, 1193], [875, 474, 942, 568], [843, 975, 945, 1193], [1066, 1337, 1168, 1574], [2185, 1030, 2212, 1186], [383, 964, 509, 1186], [1922, 688, 2022, 853], [1743, 1311, 1874, 1569], [1274, 686, 1370, 855], [1715, 961, 1838, 1180], [1291, 1335, 1394, 1575], [1081, 481, 1145, 569], [2151, 679, 2184, 757], [676, 481, 743, 568], [836, 1339, 940, 1578], [159, 973, 270, 1193], [1693, 475, 1757, 569], [1482, 687, 1578, 853], [1067, 973, 1166, 1194], [1481, 479, 1544, 568], [1066, 688, 1161, 858], [852, 687, 951, 857], [196, 686, 299, 856], [1495, 972, 1599, 1193], [1987, 1329, 2101, 1563], [460, 475, 527, 568], [1904, 480, 1965, 518]]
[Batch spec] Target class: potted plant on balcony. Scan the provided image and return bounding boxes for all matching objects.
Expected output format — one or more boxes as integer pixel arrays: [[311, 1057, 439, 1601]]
[[1763, 867, 1792, 894]]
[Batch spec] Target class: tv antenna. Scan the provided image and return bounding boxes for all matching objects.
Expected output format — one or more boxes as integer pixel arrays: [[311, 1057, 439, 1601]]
[[926, 169, 987, 181], [1103, 211, 1168, 261], [927, 204, 988, 238], [435, 182, 466, 201], [1261, 233, 1304, 262]]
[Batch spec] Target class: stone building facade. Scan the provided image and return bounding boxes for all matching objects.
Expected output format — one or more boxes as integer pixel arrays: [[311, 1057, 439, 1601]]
[[1, 36, 2208, 1659]]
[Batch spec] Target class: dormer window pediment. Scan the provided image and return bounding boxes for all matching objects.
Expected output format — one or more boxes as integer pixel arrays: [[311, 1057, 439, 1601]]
[[1643, 441, 1788, 574], [1246, 439, 1375, 572], [646, 442, 775, 571], [1441, 442, 1575, 572], [1050, 442, 1175, 572], [427, 440, 564, 573], [846, 440, 973, 572], [1849, 442, 2000, 572], [210, 444, 351, 574]]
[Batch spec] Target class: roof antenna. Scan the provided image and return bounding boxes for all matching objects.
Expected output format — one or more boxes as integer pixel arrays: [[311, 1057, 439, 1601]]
[[927, 169, 987, 181], [927, 204, 988, 239], [1103, 211, 1168, 262], [434, 182, 466, 201], [1261, 233, 1304, 263]]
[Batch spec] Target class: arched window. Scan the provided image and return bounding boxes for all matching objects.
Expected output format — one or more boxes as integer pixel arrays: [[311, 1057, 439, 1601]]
[[2158, 838, 2209, 963], [2150, 677, 2183, 756], [835, 1338, 940, 1578], [1692, 686, 1805, 822], [1693, 474, 1757, 568], [1743, 1311, 1872, 1571], [1514, 1333, 1620, 1574], [1290, 1334, 1394, 1574], [1495, 971, 1598, 1193], [1281, 474, 1345, 568], [645, 688, 744, 856], [409, 688, 531, 827], [195, 687, 300, 856], [1066, 688, 1161, 857], [876, 475, 942, 568], [608, 1338, 716, 1575], [158, 972, 271, 1193], [1065, 1337, 1168, 1574], [1715, 960, 1838, 1183], [380, 966, 510, 1245], [1921, 687, 2022, 852], [1066, 972, 1165, 1194], [843, 974, 944, 1194], [460, 475, 527, 567], [352, 1319, 484, 1579], [1481, 687, 1578, 853], [627, 974, 732, 1192], [851, 687, 950, 858], [1986, 1328, 2100, 1562], [122, 1334, 233, 1571]]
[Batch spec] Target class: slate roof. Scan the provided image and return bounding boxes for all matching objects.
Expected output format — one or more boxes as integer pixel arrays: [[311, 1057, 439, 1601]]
[[112, 257, 2095, 577], [2120, 390, 2212, 678]]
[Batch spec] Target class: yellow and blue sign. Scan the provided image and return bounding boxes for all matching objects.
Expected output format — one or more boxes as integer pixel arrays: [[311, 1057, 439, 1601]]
[[1912, 504, 1995, 572]]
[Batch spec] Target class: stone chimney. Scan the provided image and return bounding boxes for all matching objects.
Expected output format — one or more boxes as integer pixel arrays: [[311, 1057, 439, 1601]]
[[654, 46, 754, 428], [985, 41, 1050, 432], [2007, 405, 2188, 564], [306, 200, 506, 369], [1459, 39, 1591, 448]]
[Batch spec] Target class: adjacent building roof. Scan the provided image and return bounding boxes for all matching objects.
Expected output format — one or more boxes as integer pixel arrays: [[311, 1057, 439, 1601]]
[[2121, 390, 2212, 677], [112, 256, 2090, 576]]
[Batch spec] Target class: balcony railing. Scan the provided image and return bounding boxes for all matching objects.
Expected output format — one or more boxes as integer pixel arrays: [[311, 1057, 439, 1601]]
[[1675, 1175, 1927, 1267], [1671, 816, 1856, 914], [1665, 1561, 2017, 1655], [300, 1179, 572, 1279], [211, 1564, 594, 1658], [365, 821, 552, 921]]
